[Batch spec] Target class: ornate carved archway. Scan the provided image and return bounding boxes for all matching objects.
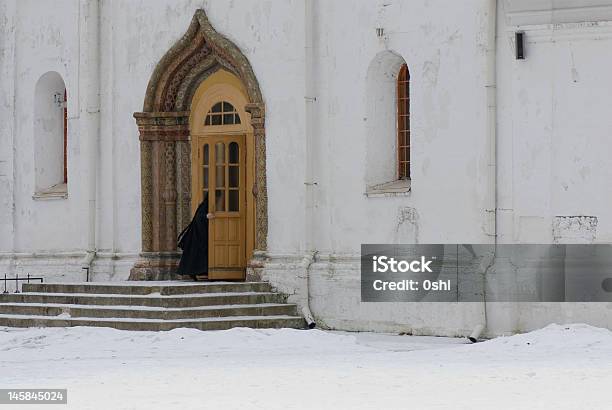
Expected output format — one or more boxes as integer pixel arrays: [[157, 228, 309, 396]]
[[130, 9, 267, 280]]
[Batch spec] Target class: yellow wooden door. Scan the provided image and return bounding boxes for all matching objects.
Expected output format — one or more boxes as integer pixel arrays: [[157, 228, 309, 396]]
[[189, 76, 254, 281], [204, 135, 246, 280]]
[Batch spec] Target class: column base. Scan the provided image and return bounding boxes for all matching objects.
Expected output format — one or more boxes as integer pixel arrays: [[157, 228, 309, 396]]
[[245, 250, 267, 282], [129, 252, 182, 281]]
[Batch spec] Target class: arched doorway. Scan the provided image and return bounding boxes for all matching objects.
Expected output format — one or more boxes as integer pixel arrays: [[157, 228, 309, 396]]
[[130, 9, 267, 281], [190, 70, 255, 279]]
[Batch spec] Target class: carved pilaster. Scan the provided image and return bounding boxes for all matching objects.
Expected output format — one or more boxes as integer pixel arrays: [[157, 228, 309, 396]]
[[163, 141, 177, 251], [176, 141, 192, 233], [131, 112, 190, 280], [140, 140, 153, 252], [245, 103, 267, 252]]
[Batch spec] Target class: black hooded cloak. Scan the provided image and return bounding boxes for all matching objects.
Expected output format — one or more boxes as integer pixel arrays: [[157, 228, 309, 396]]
[[177, 197, 209, 278]]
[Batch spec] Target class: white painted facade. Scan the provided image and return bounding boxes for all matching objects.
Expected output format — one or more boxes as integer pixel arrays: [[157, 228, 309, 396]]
[[1, 0, 611, 336]]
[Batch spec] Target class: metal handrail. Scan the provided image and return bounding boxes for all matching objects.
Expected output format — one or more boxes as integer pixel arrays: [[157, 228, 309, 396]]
[[2, 274, 44, 294]]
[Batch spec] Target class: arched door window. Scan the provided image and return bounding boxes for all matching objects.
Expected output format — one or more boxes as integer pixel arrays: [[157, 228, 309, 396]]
[[204, 101, 241, 126]]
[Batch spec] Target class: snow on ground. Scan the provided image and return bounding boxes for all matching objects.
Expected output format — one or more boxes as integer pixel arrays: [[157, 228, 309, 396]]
[[1, 324, 611, 410]]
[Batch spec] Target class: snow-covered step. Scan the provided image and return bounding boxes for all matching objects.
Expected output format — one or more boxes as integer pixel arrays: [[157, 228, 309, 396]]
[[1, 291, 286, 308], [22, 281, 273, 295], [0, 302, 298, 320], [0, 281, 306, 331], [0, 313, 306, 331]]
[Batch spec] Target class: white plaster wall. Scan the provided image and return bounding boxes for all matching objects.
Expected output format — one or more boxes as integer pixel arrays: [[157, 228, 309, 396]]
[[2, 0, 612, 336], [497, 3, 612, 245], [101, 0, 306, 257], [1, 0, 306, 280], [0, 0, 108, 282], [0, 0, 17, 255], [10, 0, 82, 255], [263, 0, 494, 337], [310, 0, 491, 253], [264, 256, 486, 337], [481, 3, 612, 335], [264, 0, 612, 337]]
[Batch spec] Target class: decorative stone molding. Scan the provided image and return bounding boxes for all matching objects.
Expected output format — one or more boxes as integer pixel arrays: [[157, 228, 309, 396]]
[[130, 9, 267, 280], [134, 112, 190, 141], [503, 0, 612, 26], [245, 102, 267, 251]]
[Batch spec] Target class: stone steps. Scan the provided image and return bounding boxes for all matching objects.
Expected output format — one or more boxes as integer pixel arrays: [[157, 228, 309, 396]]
[[0, 281, 305, 331], [0, 291, 285, 308], [0, 302, 298, 320], [21, 282, 273, 295], [0, 314, 305, 332]]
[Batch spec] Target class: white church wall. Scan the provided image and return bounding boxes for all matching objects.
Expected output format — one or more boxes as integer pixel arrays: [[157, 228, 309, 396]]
[[502, 0, 612, 26], [496, 1, 612, 244], [101, 0, 308, 256], [265, 0, 612, 336], [94, 0, 204, 264], [263, 0, 494, 337], [0, 0, 17, 254], [497, 14, 612, 246], [1, 0, 308, 280], [313, 0, 492, 253], [8, 0, 83, 261], [479, 2, 612, 335], [2, 0, 612, 336]]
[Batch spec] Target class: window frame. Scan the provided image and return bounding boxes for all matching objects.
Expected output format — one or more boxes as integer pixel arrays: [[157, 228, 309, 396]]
[[204, 101, 242, 126], [397, 63, 410, 180]]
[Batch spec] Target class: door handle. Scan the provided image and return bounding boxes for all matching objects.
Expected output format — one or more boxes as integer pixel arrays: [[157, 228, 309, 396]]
[[206, 213, 215, 220]]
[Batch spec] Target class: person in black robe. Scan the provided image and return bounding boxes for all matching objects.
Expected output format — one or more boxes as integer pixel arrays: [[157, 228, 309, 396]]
[[177, 195, 210, 280]]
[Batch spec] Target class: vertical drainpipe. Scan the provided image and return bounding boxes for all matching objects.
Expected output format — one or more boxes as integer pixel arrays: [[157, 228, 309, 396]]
[[485, 0, 498, 242], [80, 0, 101, 278], [471, 0, 497, 342], [302, 0, 317, 328], [7, 0, 18, 278]]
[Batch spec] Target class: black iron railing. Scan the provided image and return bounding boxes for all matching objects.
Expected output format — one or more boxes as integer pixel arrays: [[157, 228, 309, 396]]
[[2, 274, 44, 294]]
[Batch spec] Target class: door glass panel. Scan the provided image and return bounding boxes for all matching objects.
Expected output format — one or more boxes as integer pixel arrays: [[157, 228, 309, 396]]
[[203, 144, 209, 166], [215, 143, 225, 164], [229, 142, 239, 164], [229, 166, 239, 188], [216, 166, 225, 187], [223, 114, 234, 125], [215, 190, 225, 211], [211, 102, 222, 113], [203, 168, 209, 189], [229, 190, 239, 212]]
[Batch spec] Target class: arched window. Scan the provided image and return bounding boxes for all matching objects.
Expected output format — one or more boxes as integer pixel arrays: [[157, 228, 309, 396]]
[[33, 71, 68, 197], [365, 51, 411, 194], [204, 101, 241, 126], [397, 63, 410, 180]]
